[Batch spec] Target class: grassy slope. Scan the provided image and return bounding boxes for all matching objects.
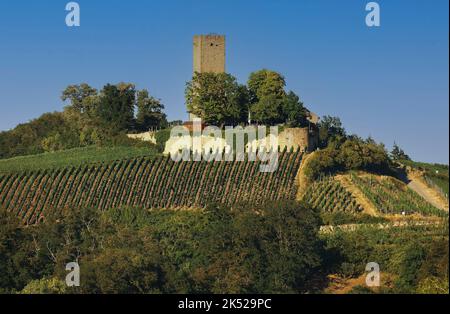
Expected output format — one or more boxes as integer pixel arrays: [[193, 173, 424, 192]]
[[0, 145, 160, 174]]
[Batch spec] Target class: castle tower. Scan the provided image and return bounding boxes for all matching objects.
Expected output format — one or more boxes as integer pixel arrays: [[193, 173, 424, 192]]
[[193, 34, 226, 74], [189, 34, 226, 121]]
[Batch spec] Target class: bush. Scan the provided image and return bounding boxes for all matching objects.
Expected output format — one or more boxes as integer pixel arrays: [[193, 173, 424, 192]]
[[0, 201, 324, 294], [305, 137, 392, 180], [321, 223, 449, 292], [19, 277, 67, 294], [155, 129, 171, 152]]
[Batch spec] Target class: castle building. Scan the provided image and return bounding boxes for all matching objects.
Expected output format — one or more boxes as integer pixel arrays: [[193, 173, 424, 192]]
[[185, 34, 319, 152], [188, 34, 226, 121]]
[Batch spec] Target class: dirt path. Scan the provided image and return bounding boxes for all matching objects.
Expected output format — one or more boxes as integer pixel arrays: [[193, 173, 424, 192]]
[[325, 273, 396, 294], [295, 152, 316, 200], [406, 172, 448, 211]]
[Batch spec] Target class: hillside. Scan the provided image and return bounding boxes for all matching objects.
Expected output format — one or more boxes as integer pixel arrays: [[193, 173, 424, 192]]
[[301, 172, 447, 223], [0, 145, 160, 174], [0, 150, 303, 224]]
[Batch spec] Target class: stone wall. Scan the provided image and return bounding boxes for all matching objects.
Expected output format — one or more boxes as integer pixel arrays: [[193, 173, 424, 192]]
[[127, 131, 157, 144], [163, 127, 318, 155], [278, 127, 318, 152], [193, 34, 225, 74]]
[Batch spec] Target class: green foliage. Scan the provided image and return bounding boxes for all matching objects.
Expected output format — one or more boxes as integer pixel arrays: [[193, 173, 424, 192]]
[[184, 69, 309, 126], [318, 116, 346, 148], [135, 89, 167, 131], [392, 242, 426, 292], [61, 83, 98, 113], [0, 112, 81, 159], [250, 94, 284, 125], [416, 277, 449, 294], [0, 82, 167, 161], [321, 221, 449, 292], [348, 285, 375, 294], [0, 208, 35, 293], [282, 91, 309, 127], [247, 69, 307, 125], [186, 72, 248, 125], [95, 83, 136, 134], [390, 142, 410, 161], [305, 137, 392, 180], [0, 200, 323, 294], [248, 69, 286, 102], [19, 277, 67, 294], [155, 128, 171, 152]]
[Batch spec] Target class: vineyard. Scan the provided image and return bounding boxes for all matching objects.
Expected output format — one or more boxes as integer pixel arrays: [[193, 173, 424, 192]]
[[349, 173, 446, 217], [303, 176, 363, 213], [0, 150, 303, 224]]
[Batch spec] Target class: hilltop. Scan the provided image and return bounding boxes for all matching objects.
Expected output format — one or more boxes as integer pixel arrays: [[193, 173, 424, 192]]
[[0, 75, 447, 295]]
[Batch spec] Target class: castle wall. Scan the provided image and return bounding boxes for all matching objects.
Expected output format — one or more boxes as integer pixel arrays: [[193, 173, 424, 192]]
[[278, 127, 318, 152], [163, 127, 318, 155]]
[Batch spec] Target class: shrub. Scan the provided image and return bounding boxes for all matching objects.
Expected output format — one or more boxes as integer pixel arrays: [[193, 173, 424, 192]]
[[155, 129, 171, 152]]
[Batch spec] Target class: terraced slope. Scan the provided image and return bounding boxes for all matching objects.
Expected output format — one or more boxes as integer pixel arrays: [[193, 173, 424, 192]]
[[349, 173, 445, 217], [303, 176, 363, 213], [0, 150, 303, 224]]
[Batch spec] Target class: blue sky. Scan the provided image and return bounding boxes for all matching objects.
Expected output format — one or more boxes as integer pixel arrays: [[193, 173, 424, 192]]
[[0, 0, 448, 163]]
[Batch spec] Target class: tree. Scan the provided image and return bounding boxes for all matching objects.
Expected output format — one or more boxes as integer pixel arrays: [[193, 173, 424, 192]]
[[305, 136, 391, 180], [185, 72, 248, 126], [61, 83, 98, 114], [248, 69, 286, 124], [318, 115, 346, 148], [135, 89, 167, 131], [96, 83, 136, 134], [391, 142, 411, 161], [259, 200, 322, 292], [79, 227, 166, 294], [282, 91, 308, 127], [0, 111, 80, 158], [248, 69, 286, 102], [0, 208, 34, 292]]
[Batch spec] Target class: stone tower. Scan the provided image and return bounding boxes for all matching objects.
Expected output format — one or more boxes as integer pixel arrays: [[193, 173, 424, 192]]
[[193, 34, 226, 74], [189, 34, 226, 120]]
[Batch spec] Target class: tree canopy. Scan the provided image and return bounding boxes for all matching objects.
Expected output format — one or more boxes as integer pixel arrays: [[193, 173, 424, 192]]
[[185, 69, 309, 127], [0, 82, 168, 159], [248, 69, 307, 125], [185, 72, 248, 126], [318, 115, 347, 148], [391, 142, 411, 161]]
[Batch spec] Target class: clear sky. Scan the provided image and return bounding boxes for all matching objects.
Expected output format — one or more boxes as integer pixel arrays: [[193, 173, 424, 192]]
[[0, 0, 448, 163]]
